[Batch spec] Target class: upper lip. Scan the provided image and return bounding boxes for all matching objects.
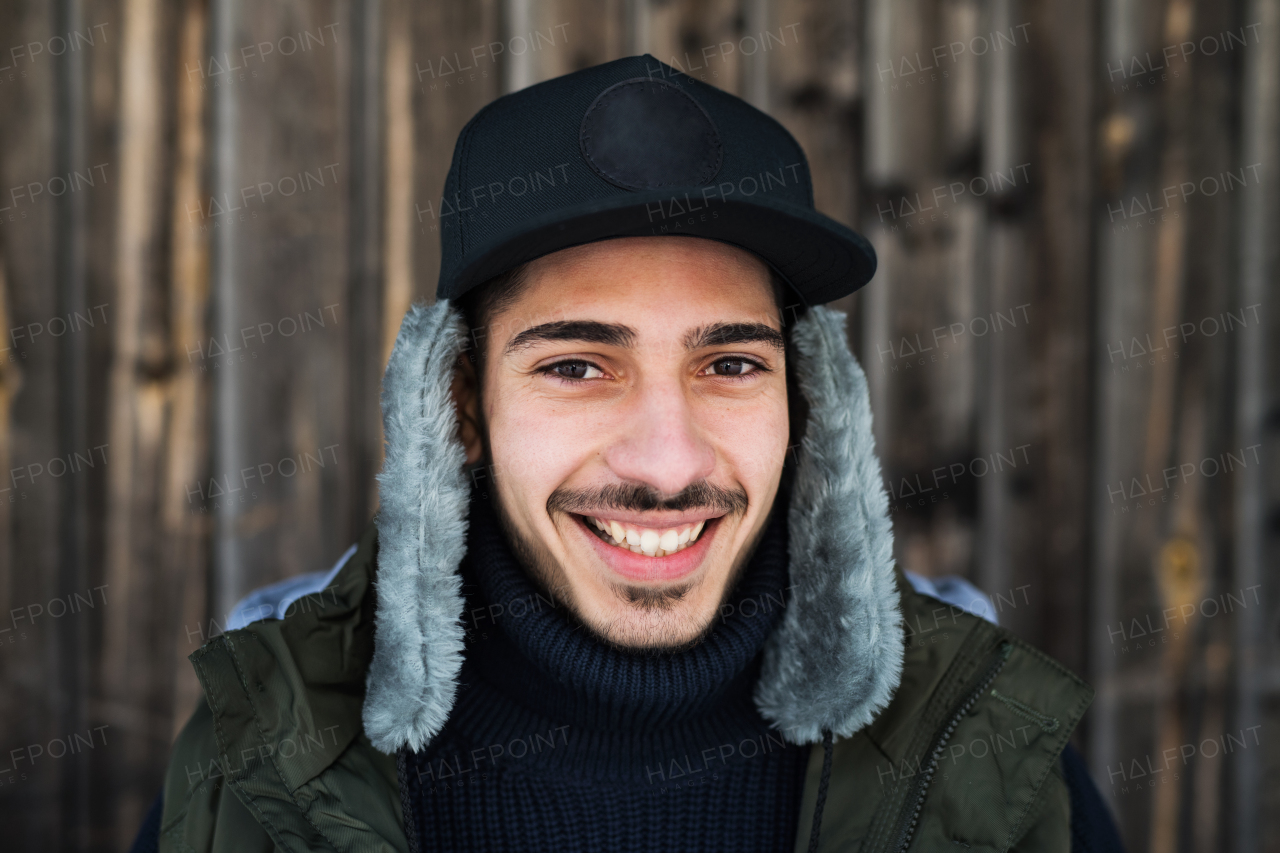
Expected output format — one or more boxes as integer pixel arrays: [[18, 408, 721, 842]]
[[573, 511, 725, 529]]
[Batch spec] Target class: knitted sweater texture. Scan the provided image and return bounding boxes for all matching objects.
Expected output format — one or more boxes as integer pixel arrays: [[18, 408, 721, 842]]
[[402, 495, 808, 852]]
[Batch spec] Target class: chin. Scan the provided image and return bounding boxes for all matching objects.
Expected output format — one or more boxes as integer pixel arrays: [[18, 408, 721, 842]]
[[578, 599, 719, 653], [565, 543, 756, 653]]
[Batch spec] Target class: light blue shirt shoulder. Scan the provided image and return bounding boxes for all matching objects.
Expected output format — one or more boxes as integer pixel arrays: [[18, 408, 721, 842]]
[[225, 543, 358, 631], [904, 571, 999, 625]]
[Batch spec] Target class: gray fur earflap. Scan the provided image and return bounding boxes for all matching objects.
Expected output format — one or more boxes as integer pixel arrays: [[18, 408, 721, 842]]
[[363, 300, 471, 754], [753, 305, 903, 744]]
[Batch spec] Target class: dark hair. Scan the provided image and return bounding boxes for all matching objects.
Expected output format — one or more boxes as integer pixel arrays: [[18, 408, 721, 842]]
[[456, 263, 533, 346]]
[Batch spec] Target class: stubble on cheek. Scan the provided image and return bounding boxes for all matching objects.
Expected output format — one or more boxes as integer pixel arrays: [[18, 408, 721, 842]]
[[487, 492, 578, 610]]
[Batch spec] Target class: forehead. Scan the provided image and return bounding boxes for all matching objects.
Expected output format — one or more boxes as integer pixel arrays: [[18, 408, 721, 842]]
[[488, 237, 781, 338]]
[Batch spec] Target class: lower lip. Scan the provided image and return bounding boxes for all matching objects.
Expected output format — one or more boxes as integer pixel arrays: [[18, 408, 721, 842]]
[[576, 516, 720, 583]]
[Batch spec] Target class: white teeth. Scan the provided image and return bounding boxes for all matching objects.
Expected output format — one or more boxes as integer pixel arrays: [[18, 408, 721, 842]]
[[588, 516, 712, 557], [639, 530, 660, 555]]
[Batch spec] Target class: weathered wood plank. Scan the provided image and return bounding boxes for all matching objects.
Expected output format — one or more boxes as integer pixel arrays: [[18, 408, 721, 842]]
[[100, 0, 179, 841], [1232, 2, 1278, 849], [1021, 0, 1096, 686], [409, 0, 501, 300], [206, 0, 353, 621]]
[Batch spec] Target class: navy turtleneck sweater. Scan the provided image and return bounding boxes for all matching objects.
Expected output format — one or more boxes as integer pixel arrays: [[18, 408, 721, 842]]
[[401, 493, 809, 852]]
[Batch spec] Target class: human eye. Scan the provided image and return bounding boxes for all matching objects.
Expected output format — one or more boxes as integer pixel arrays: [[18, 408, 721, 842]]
[[701, 356, 766, 379], [538, 359, 606, 382]]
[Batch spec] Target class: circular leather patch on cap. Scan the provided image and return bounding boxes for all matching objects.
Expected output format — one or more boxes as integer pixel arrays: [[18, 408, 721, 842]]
[[580, 78, 723, 191]]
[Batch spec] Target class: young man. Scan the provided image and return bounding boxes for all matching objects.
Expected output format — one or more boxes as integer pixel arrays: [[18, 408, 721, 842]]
[[141, 56, 1122, 852]]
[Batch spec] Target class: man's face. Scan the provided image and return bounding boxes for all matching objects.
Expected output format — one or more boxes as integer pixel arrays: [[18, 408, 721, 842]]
[[458, 236, 790, 650]]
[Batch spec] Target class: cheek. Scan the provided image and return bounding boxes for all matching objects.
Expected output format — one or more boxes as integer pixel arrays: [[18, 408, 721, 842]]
[[484, 389, 606, 508], [698, 393, 790, 491]]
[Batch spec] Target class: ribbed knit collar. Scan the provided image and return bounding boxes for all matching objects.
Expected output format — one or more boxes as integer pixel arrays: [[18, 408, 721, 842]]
[[458, 490, 792, 736]]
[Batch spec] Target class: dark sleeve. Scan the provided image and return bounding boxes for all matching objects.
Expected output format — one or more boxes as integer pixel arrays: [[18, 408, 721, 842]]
[[128, 791, 163, 853], [1060, 742, 1126, 853]]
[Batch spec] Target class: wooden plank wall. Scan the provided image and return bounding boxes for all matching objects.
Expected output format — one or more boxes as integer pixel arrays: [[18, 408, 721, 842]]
[[0, 0, 1274, 850]]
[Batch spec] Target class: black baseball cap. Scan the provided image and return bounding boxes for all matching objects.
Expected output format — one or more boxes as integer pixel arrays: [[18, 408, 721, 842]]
[[434, 54, 876, 306]]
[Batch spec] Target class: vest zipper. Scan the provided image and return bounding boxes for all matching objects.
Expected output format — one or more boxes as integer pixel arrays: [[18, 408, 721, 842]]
[[397, 746, 423, 853], [887, 641, 1012, 853]]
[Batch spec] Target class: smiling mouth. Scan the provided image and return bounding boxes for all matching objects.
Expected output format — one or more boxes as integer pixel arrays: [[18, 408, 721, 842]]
[[579, 515, 710, 557]]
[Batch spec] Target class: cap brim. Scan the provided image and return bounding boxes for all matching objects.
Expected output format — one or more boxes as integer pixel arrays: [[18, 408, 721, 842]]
[[440, 189, 877, 306]]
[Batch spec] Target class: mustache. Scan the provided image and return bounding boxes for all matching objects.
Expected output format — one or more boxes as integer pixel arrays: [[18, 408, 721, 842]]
[[546, 481, 749, 517]]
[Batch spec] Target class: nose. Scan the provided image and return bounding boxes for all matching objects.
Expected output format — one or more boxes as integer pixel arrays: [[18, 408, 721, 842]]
[[602, 377, 715, 498]]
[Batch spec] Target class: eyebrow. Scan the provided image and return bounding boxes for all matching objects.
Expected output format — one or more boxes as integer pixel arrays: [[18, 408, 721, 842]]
[[683, 322, 785, 352], [505, 321, 637, 354], [503, 319, 785, 356]]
